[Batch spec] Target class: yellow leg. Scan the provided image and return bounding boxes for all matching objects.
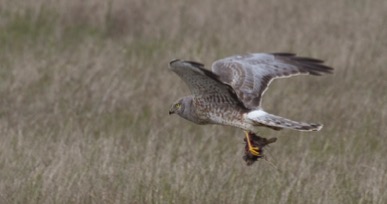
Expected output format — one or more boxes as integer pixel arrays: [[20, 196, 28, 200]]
[[244, 131, 260, 156]]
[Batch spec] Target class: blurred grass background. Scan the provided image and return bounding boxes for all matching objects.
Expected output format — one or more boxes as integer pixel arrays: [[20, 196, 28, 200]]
[[0, 0, 386, 203]]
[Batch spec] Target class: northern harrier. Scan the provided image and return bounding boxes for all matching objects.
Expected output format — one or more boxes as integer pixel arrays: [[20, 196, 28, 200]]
[[169, 53, 333, 160]]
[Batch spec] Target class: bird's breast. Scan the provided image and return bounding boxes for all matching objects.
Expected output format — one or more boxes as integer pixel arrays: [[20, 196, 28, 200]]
[[193, 97, 246, 125]]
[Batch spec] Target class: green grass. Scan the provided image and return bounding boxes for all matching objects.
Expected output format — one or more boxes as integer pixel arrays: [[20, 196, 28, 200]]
[[0, 0, 386, 203]]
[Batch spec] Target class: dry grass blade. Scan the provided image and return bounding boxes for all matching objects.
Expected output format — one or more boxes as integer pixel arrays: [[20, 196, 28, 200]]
[[0, 0, 386, 203]]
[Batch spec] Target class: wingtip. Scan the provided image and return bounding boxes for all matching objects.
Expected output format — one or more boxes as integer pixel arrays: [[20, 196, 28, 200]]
[[271, 52, 296, 57], [169, 59, 181, 66], [169, 59, 205, 68], [274, 53, 334, 75], [185, 60, 205, 68]]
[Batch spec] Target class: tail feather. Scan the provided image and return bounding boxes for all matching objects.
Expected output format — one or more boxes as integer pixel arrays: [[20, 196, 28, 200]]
[[246, 110, 322, 131]]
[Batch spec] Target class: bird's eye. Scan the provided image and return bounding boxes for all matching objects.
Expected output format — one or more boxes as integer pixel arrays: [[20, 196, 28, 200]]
[[175, 103, 181, 108]]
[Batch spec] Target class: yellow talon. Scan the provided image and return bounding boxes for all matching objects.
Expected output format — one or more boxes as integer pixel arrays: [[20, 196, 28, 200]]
[[244, 131, 260, 156]]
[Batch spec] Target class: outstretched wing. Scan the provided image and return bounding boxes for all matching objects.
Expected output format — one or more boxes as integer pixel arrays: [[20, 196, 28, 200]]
[[211, 53, 333, 109], [169, 59, 240, 103]]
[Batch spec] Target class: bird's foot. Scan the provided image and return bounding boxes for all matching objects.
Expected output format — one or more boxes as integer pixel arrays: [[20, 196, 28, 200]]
[[244, 131, 261, 156], [243, 131, 277, 166]]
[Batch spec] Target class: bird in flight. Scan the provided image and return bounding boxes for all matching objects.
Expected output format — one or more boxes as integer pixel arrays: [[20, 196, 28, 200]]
[[168, 53, 333, 162]]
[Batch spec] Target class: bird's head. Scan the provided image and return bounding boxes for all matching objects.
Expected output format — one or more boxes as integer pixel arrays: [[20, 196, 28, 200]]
[[169, 96, 199, 123], [169, 96, 195, 117], [169, 98, 184, 115]]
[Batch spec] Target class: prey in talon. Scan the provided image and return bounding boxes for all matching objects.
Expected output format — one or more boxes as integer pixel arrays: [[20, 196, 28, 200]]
[[243, 131, 277, 166], [168, 53, 333, 164]]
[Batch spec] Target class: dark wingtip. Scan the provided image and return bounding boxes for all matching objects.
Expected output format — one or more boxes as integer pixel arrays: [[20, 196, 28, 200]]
[[273, 53, 334, 75], [170, 59, 205, 68], [185, 60, 205, 68], [169, 59, 180, 66], [271, 52, 296, 57]]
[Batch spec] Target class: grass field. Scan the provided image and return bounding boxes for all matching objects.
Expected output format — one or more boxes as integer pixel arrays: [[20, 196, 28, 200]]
[[0, 0, 386, 203]]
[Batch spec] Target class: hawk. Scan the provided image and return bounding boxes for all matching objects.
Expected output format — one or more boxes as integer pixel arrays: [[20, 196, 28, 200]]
[[168, 53, 333, 159]]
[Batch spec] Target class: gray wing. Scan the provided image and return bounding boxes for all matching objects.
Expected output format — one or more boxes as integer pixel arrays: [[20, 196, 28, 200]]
[[211, 53, 333, 109], [169, 59, 240, 103]]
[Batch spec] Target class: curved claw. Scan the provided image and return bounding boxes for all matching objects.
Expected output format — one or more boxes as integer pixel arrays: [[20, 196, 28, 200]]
[[244, 131, 261, 156]]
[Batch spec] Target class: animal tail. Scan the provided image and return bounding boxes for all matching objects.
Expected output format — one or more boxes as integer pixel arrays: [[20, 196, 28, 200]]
[[246, 109, 322, 131]]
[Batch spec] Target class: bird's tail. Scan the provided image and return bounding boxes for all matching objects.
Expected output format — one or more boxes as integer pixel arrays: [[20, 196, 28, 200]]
[[246, 109, 322, 131]]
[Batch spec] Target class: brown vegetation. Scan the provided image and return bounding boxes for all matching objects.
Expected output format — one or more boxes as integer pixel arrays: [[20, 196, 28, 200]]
[[0, 0, 386, 203]]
